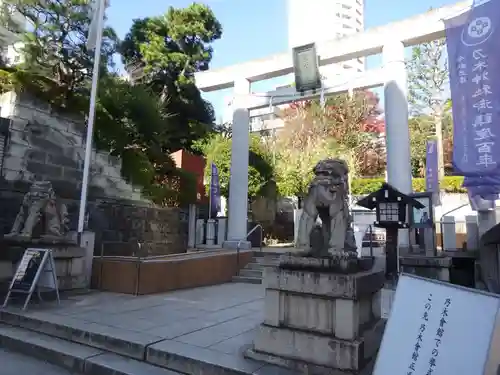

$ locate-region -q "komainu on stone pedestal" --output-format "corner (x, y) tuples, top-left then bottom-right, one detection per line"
(5, 180), (69, 240)
(247, 158), (382, 373)
(295, 158), (369, 273)
(0, 181), (85, 290)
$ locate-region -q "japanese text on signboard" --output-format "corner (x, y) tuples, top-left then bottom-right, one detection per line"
(407, 293), (433, 374)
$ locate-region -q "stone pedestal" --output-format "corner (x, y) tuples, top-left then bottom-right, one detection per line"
(399, 255), (451, 283)
(0, 237), (86, 291)
(246, 256), (386, 375)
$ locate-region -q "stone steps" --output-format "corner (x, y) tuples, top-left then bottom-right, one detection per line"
(245, 262), (264, 270)
(0, 309), (291, 375)
(231, 252), (282, 284)
(231, 276), (263, 284)
(0, 324), (181, 375)
(239, 269), (263, 278)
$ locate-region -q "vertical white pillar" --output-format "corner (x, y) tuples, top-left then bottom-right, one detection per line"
(293, 207), (302, 245)
(442, 216), (457, 251)
(383, 40), (412, 248)
(206, 219), (216, 246)
(217, 217), (227, 246)
(465, 215), (479, 250)
(224, 78), (251, 249)
(70, 231), (95, 288)
(187, 204), (196, 249)
(195, 219), (205, 246)
(478, 210), (496, 238)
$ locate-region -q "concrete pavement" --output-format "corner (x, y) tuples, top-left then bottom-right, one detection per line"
(0, 282), (297, 374)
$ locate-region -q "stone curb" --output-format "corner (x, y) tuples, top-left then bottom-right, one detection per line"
(0, 310), (288, 375)
(0, 324), (182, 375)
(239, 269), (264, 278)
(232, 276), (262, 284)
(0, 310), (146, 359)
(146, 341), (263, 375)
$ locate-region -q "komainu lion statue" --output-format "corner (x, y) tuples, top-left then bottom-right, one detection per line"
(5, 181), (69, 239)
(296, 158), (357, 257)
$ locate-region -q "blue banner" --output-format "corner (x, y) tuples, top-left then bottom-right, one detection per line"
(425, 139), (439, 192)
(445, 0), (500, 206)
(446, 1), (500, 175)
(210, 162), (221, 218)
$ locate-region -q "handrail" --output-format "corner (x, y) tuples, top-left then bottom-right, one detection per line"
(440, 203), (470, 219)
(236, 224), (263, 276)
(247, 224), (264, 252)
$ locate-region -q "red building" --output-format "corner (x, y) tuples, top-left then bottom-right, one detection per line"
(170, 150), (208, 203)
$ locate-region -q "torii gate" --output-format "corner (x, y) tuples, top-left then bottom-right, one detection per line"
(194, 2), (469, 249)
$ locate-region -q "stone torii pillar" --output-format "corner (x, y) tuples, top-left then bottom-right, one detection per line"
(224, 78), (252, 249)
(383, 40), (412, 249)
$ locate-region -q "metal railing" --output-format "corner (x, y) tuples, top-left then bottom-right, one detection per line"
(236, 224), (263, 275)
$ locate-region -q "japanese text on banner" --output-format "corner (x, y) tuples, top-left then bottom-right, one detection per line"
(445, 2), (500, 176)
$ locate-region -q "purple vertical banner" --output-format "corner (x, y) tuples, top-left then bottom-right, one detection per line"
(425, 139), (439, 192)
(210, 162), (221, 218)
(445, 0), (500, 205)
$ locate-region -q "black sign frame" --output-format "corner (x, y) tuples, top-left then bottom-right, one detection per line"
(2, 248), (60, 311)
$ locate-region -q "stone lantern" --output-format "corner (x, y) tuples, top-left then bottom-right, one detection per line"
(357, 183), (424, 281)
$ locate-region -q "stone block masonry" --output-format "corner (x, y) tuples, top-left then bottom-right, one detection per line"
(0, 91), (143, 201)
(0, 91), (188, 257)
(246, 256), (386, 375)
(0, 190), (188, 258)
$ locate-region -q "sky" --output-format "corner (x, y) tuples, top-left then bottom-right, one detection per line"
(106, 0), (460, 119)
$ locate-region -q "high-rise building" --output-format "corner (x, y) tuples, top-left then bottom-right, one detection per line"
(224, 0), (366, 134)
(287, 0), (365, 77)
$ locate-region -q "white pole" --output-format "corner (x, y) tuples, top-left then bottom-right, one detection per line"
(208, 164), (212, 220)
(225, 80), (251, 248)
(77, 0), (105, 235)
(383, 40), (411, 267)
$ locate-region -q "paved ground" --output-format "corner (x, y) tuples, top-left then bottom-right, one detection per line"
(10, 283), (266, 363)
(0, 348), (76, 374)
(1, 281), (392, 374)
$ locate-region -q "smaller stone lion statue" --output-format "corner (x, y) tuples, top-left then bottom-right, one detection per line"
(5, 181), (69, 239)
(296, 158), (357, 257)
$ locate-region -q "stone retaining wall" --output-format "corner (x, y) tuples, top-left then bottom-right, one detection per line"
(0, 188), (188, 257)
(0, 91), (188, 257)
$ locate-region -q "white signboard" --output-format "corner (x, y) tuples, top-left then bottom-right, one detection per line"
(373, 274), (500, 375)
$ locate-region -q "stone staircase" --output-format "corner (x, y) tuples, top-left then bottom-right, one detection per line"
(232, 252), (282, 284)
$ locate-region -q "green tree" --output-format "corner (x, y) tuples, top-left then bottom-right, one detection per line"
(0, 0), (209, 205)
(193, 132), (274, 201)
(407, 39), (450, 180)
(409, 113), (453, 177)
(119, 3), (222, 151)
(275, 99), (349, 198)
(274, 93), (385, 199)
(0, 0), (117, 108)
(320, 92), (385, 177)
(274, 130), (340, 199)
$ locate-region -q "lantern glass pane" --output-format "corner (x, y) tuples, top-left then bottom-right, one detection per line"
(379, 202), (399, 222)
